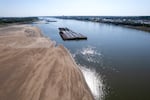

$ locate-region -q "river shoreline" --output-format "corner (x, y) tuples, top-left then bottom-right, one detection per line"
(55, 16), (150, 33)
(0, 24), (94, 100)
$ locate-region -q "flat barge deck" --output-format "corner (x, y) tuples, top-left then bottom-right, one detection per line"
(58, 27), (87, 40)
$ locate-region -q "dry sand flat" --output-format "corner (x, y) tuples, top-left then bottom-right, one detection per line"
(0, 25), (94, 100)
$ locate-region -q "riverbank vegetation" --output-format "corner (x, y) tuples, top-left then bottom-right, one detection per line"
(55, 16), (150, 32)
(0, 17), (38, 25)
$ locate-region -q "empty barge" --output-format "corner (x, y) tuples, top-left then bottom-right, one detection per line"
(58, 27), (87, 40)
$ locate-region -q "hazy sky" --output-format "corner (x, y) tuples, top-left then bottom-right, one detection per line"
(0, 0), (150, 17)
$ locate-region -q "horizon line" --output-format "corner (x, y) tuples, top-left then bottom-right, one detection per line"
(1, 15), (150, 18)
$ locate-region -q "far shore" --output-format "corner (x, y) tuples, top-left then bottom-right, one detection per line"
(0, 24), (94, 100)
(55, 16), (150, 33)
(123, 25), (150, 32)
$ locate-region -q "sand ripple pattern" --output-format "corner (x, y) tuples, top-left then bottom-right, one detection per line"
(0, 25), (94, 100)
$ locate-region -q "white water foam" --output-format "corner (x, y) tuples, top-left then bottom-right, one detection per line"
(74, 46), (103, 64)
(81, 46), (101, 55)
(80, 66), (105, 100)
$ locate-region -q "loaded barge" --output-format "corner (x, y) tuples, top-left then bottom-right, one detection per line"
(58, 28), (87, 40)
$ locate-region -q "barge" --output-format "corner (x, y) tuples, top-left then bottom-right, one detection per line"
(58, 27), (87, 40)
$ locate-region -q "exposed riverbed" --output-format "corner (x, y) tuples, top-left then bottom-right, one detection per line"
(34, 17), (150, 100)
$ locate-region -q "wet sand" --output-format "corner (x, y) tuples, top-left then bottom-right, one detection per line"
(0, 25), (94, 100)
